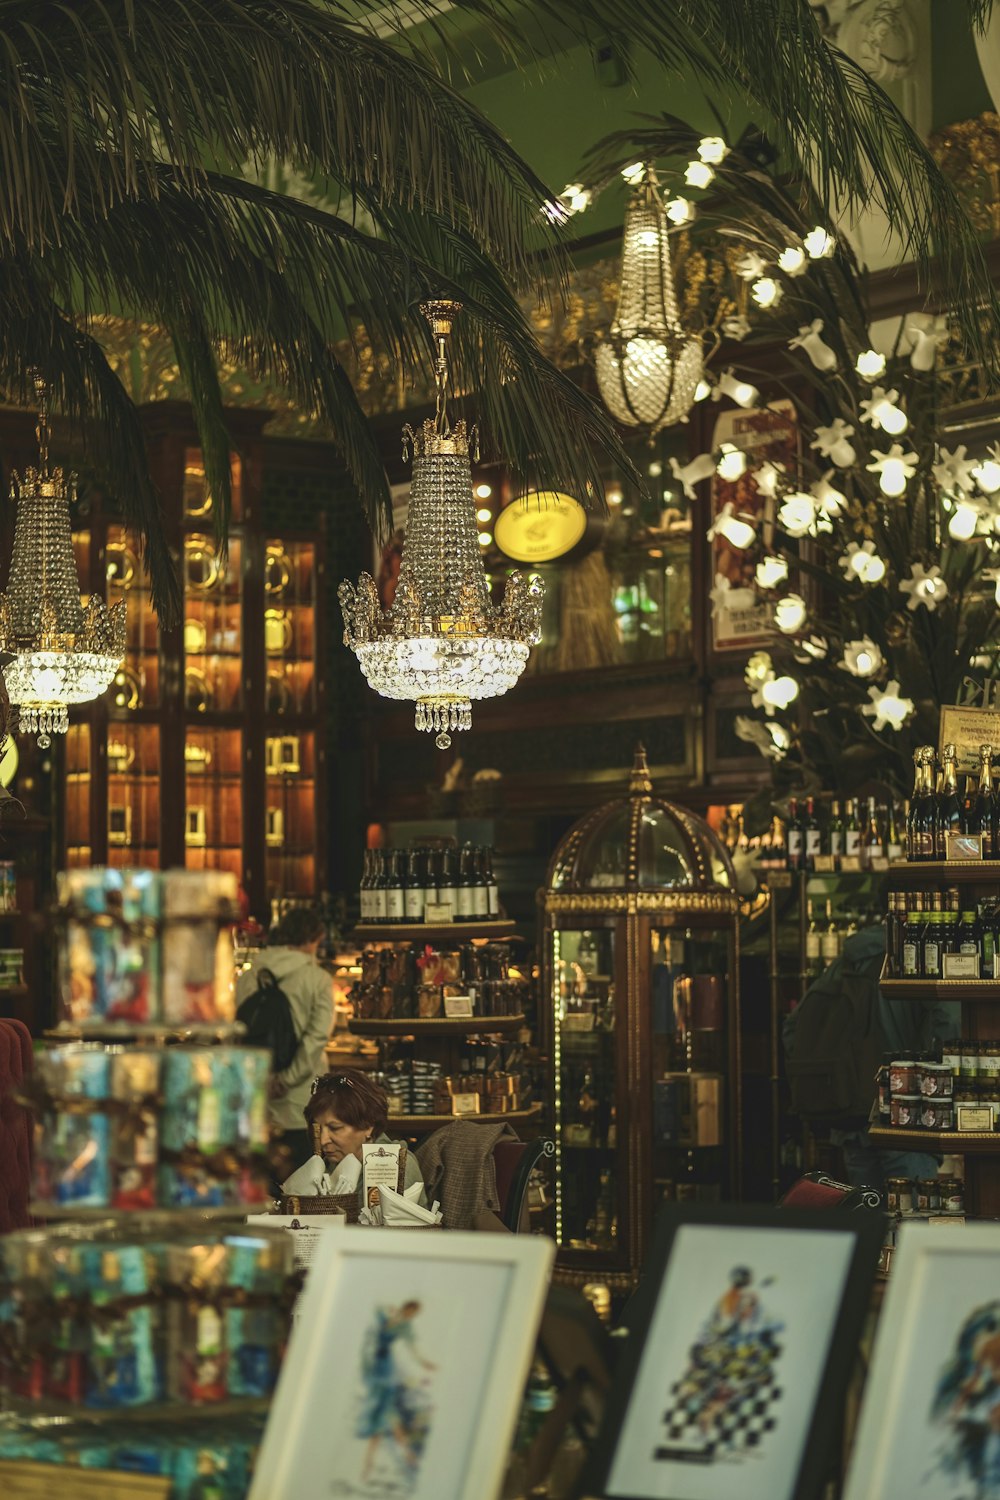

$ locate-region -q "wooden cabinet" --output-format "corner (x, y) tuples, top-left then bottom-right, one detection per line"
(62, 405), (327, 923)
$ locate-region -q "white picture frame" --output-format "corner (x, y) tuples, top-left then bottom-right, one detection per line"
(844, 1221), (1000, 1500)
(249, 1227), (553, 1500)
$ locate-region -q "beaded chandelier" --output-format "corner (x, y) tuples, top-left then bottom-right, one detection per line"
(594, 165), (704, 435)
(339, 300), (543, 749)
(0, 375), (126, 745)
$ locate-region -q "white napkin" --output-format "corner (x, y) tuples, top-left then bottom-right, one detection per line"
(281, 1152), (361, 1197)
(359, 1181), (443, 1227)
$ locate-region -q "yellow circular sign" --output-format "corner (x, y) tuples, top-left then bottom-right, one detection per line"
(494, 491), (588, 562)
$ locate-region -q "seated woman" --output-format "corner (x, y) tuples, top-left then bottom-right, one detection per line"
(281, 1069), (427, 1209)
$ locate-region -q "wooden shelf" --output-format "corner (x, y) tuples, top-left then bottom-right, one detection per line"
(880, 977), (1000, 1001)
(887, 860), (1000, 883)
(349, 1013), (526, 1037)
(388, 1103), (543, 1133)
(353, 919), (516, 943)
(869, 1125), (1000, 1153)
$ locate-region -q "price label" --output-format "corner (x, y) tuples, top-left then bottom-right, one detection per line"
(945, 832), (984, 861)
(812, 855), (836, 874)
(423, 901), (453, 924)
(443, 993), (474, 1019)
(957, 1104), (995, 1132)
(840, 855), (862, 873)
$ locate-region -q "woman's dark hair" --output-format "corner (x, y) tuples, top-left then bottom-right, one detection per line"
(270, 905), (324, 949)
(305, 1069), (389, 1135)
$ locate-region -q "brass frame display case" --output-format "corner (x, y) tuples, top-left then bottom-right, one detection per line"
(539, 747), (741, 1289)
(61, 405), (327, 921)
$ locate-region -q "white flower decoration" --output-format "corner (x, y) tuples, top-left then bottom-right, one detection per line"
(710, 573), (757, 619)
(862, 680), (914, 733)
(909, 321), (946, 372)
(803, 226), (836, 259)
(720, 314), (752, 342)
(753, 461), (784, 498)
(933, 444), (978, 496)
(778, 492), (819, 538)
(972, 444), (1000, 495)
(795, 635), (829, 662)
(899, 562), (948, 612)
(707, 502), (756, 549)
(755, 555), (789, 590)
(744, 650), (773, 689)
(773, 594), (807, 633)
(859, 387), (906, 433)
(754, 673), (800, 715)
(788, 318), (837, 371)
(751, 277), (782, 309)
(777, 246), (807, 276)
(810, 419), (856, 467)
(735, 716), (789, 761)
(838, 541), (887, 585)
(866, 444), (920, 498)
(811, 471), (846, 518)
(669, 453), (716, 499)
(840, 638), (883, 677)
(735, 251), (768, 282)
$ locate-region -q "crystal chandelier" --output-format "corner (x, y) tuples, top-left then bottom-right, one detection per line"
(594, 165), (704, 435)
(339, 300), (544, 749)
(0, 375), (126, 745)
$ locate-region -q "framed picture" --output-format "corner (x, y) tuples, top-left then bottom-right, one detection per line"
(249, 1228), (553, 1500)
(588, 1204), (883, 1500)
(844, 1221), (1000, 1500)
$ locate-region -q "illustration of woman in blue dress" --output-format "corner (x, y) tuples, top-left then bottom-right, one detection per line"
(931, 1300), (1000, 1496)
(358, 1300), (436, 1487)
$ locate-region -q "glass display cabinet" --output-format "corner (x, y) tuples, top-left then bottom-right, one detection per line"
(60, 408), (326, 922)
(539, 747), (741, 1290)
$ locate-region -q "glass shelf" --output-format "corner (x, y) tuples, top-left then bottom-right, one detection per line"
(184, 727), (244, 880)
(106, 723), (161, 866)
(263, 539), (316, 713)
(265, 730), (317, 899)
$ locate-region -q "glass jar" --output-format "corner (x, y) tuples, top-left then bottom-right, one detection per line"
(938, 1175), (965, 1214)
(890, 1094), (922, 1128)
(920, 1062), (953, 1097)
(942, 1041), (961, 1077)
(961, 1040), (980, 1082)
(889, 1058), (917, 1095)
(885, 1176), (913, 1213)
(916, 1178), (941, 1212)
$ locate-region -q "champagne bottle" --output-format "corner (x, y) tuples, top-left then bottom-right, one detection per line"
(886, 800), (903, 862)
(906, 749), (922, 860)
(937, 742), (963, 859)
(913, 749), (937, 862)
(861, 795), (884, 870)
(820, 898), (840, 965)
(973, 744), (996, 859)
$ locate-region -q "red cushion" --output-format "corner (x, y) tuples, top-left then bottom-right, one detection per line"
(780, 1178), (854, 1210)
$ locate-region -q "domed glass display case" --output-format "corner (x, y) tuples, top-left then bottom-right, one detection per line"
(540, 746), (741, 1287)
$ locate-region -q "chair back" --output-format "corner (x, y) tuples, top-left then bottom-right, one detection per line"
(778, 1170), (882, 1212)
(494, 1137), (553, 1232)
(0, 1017), (32, 1232)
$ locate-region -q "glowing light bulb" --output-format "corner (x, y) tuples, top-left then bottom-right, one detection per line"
(761, 675), (800, 710)
(803, 226), (836, 258)
(777, 246), (807, 276)
(694, 378), (712, 402)
(855, 348), (887, 380)
(755, 556), (789, 590)
(697, 136), (729, 165)
(637, 229), (659, 248)
(751, 277), (782, 309)
(708, 502), (755, 548)
(716, 370), (759, 408)
(973, 458), (1000, 495)
(665, 196), (696, 225)
(475, 483), (493, 499)
(621, 162), (645, 184)
(867, 445), (919, 498)
(773, 594), (807, 633)
(877, 403), (908, 437)
(948, 503), (979, 540)
(476, 507), (492, 523)
(478, 531), (492, 546)
(716, 444), (747, 482)
(684, 160), (715, 189)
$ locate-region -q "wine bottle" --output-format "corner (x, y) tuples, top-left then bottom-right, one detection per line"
(805, 900), (821, 977)
(937, 742), (963, 859)
(471, 847), (490, 919)
(787, 797), (803, 872)
(384, 849), (405, 923)
(481, 846), (500, 918)
(885, 800), (903, 862)
(861, 795), (884, 870)
(370, 849), (388, 923)
(922, 896), (943, 979)
(828, 799), (844, 863)
(455, 846), (475, 920)
(437, 847), (457, 911)
(843, 798), (861, 860)
(820, 898), (840, 965)
(359, 848), (372, 922)
(403, 848), (425, 922)
(803, 796), (821, 870)
(906, 750), (922, 860)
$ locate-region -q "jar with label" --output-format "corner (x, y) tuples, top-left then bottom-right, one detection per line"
(920, 1062), (953, 1097)
(978, 1079), (1000, 1126)
(938, 1176), (965, 1214)
(890, 1094), (922, 1128)
(889, 1058), (918, 1095)
(961, 1041), (980, 1082)
(916, 1178), (941, 1212)
(920, 1098), (953, 1131)
(942, 1041), (961, 1077)
(978, 1041), (1000, 1081)
(885, 1176), (913, 1214)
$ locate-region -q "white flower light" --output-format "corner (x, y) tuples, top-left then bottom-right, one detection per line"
(751, 277), (782, 309)
(714, 369), (759, 408)
(863, 680), (914, 733)
(745, 650), (773, 689)
(866, 444), (919, 498)
(774, 594), (807, 633)
(669, 453), (717, 499)
(778, 492), (819, 538)
(909, 323), (944, 372)
(759, 673), (800, 714)
(811, 419), (857, 468)
(811, 472), (847, 518)
(707, 502), (756, 549)
(948, 503), (980, 541)
(933, 444), (978, 496)
(789, 318), (837, 372)
(972, 445), (1000, 494)
(621, 162), (645, 184)
(755, 555), (789, 590)
(859, 386), (908, 436)
(803, 225), (836, 259)
(560, 183), (592, 215)
(841, 637), (883, 677)
(797, 635), (829, 661)
(899, 562), (948, 612)
(736, 251), (768, 282)
(710, 573), (756, 618)
(697, 136), (729, 165)
(839, 540), (887, 585)
(721, 313), (752, 341)
(777, 245), (807, 276)
(694, 378), (712, 402)
(684, 160), (715, 189)
(666, 195), (696, 225)
(735, 715), (789, 761)
(855, 348), (887, 380)
(753, 461), (784, 498)
(716, 443), (748, 482)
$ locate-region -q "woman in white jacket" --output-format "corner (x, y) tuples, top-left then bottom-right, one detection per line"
(236, 906), (333, 1177)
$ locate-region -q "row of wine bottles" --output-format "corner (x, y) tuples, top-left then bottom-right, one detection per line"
(359, 845), (500, 923)
(785, 795), (904, 872)
(907, 743), (1000, 860)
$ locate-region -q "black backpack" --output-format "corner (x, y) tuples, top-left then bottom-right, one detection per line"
(783, 952), (884, 1129)
(236, 968), (299, 1073)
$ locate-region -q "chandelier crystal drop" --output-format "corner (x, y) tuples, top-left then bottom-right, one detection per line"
(0, 375), (125, 746)
(594, 165), (703, 436)
(339, 301), (544, 750)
